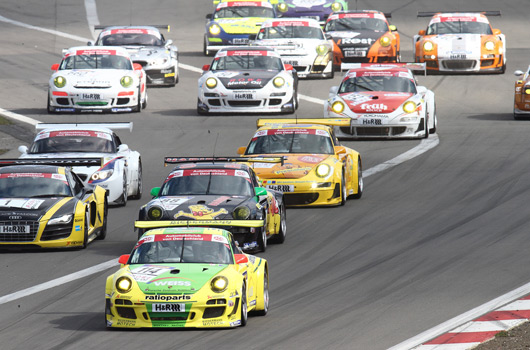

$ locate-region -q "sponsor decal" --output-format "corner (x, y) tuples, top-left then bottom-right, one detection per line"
(298, 155), (326, 164)
(149, 280), (192, 287)
(159, 196), (193, 210)
(340, 37), (376, 45)
(0, 198), (46, 210)
(145, 295), (191, 301)
(152, 303), (186, 312)
(75, 49), (117, 56)
(249, 299), (256, 306)
(175, 205), (228, 220)
(360, 103), (388, 112)
(116, 319), (136, 326)
(274, 167), (312, 174)
(202, 319), (224, 326)
(227, 78), (263, 87)
(243, 241), (258, 249)
(230, 320), (241, 326)
(66, 241), (83, 246)
(75, 225), (81, 231)
(111, 108), (133, 112)
(131, 265), (173, 282)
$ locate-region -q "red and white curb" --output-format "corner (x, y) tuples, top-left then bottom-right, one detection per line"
(412, 295), (530, 349)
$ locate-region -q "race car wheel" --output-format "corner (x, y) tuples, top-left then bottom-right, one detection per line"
(46, 91), (56, 114)
(269, 204), (286, 244)
(134, 87), (141, 113)
(429, 110), (437, 134)
(340, 172), (347, 206)
(129, 159), (143, 200)
(240, 284), (248, 327)
(253, 269), (269, 316)
(116, 173), (128, 207)
(203, 37), (213, 57)
(197, 98), (209, 116)
(141, 93), (147, 109)
(96, 198), (108, 240)
(423, 115), (430, 139)
(257, 225), (267, 252)
(350, 158), (363, 200)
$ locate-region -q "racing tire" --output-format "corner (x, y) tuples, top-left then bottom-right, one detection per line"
(141, 92), (147, 109)
(340, 172), (347, 206)
(423, 116), (430, 139)
(203, 37), (213, 57)
(129, 159), (143, 200)
(240, 284), (248, 327)
(269, 204), (286, 244)
(133, 87), (141, 113)
(253, 269), (269, 316)
(116, 173), (128, 207)
(350, 158), (363, 200)
(429, 105), (437, 133)
(95, 198), (108, 240)
(257, 221), (267, 252)
(46, 92), (56, 114)
(197, 98), (209, 116)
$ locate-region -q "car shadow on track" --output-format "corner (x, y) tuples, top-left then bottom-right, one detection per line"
(466, 113), (514, 121)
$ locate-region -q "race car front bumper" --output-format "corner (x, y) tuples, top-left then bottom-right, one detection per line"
(49, 87), (140, 113)
(261, 179), (341, 206)
(144, 65), (178, 86)
(420, 54), (504, 73)
(281, 54), (333, 79)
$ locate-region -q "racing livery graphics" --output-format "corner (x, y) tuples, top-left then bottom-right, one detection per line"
(275, 0), (348, 25)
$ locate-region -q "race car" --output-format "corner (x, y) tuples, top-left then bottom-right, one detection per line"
(275, 0), (348, 25)
(413, 11), (506, 74)
(47, 46), (147, 113)
(513, 67), (530, 119)
(137, 157), (286, 252)
(0, 159), (108, 249)
(252, 18), (334, 78)
(18, 123), (142, 206)
(198, 46), (298, 115)
(105, 225), (269, 328)
(204, 0), (276, 56)
(91, 25), (179, 86)
(324, 63), (437, 139)
(237, 119), (362, 206)
(324, 10), (400, 69)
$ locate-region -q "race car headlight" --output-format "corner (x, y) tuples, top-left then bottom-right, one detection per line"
(233, 206), (251, 220)
(54, 76), (67, 88)
(120, 76), (133, 88)
(379, 36), (391, 47)
(331, 2), (342, 12)
(315, 163), (331, 178)
(147, 206), (164, 220)
(423, 41), (434, 52)
(48, 214), (73, 225)
(116, 276), (133, 294)
(209, 24), (221, 36)
(331, 101), (345, 114)
(484, 41), (495, 51)
(206, 77), (218, 89)
(273, 77), (285, 88)
(316, 45), (329, 55)
(402, 101), (417, 113)
(90, 169), (114, 181)
(525, 88), (530, 95)
(277, 3), (288, 12)
(211, 276), (228, 293)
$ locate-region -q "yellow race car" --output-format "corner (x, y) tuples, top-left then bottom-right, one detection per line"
(237, 118), (363, 206)
(105, 222), (269, 328)
(0, 158), (108, 249)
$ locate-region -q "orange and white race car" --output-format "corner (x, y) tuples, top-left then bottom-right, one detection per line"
(324, 10), (400, 70)
(513, 67), (530, 119)
(413, 11), (505, 74)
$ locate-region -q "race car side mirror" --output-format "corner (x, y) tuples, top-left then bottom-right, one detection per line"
(165, 39), (173, 47)
(329, 86), (339, 95)
(202, 64), (210, 71)
(117, 144), (129, 152)
(18, 145), (28, 154)
(255, 187), (268, 196)
(417, 86), (427, 94)
(389, 24), (397, 32)
(514, 70), (524, 77)
(418, 29), (426, 35)
(237, 146), (246, 155)
(334, 146), (346, 155)
(325, 33), (333, 40)
(234, 254), (249, 264)
(493, 28), (502, 35)
(51, 63), (60, 71)
(284, 64), (294, 71)
(150, 187), (161, 197)
(133, 63), (143, 71)
(118, 254), (130, 265)
(206, 14), (212, 19)
(248, 34), (257, 41)
(87, 40), (94, 46)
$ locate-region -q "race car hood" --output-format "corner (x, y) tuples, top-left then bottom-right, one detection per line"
(216, 18), (265, 34)
(216, 70), (278, 89)
(52, 69), (135, 88)
(152, 195), (251, 220)
(0, 197), (73, 220)
(125, 46), (171, 62)
(327, 30), (384, 48)
(339, 91), (413, 113)
(431, 34), (482, 57)
(250, 154), (331, 179)
(252, 38), (326, 55)
(129, 263), (228, 294)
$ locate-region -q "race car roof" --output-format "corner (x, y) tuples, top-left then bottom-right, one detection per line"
(139, 226), (231, 238)
(98, 26), (163, 39)
(216, 1), (273, 8)
(168, 161), (251, 172)
(216, 46), (281, 58)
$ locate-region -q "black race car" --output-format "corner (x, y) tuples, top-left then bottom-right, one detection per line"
(137, 157), (286, 252)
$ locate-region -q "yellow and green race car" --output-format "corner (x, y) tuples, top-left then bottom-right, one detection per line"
(105, 222), (269, 328)
(0, 158), (108, 249)
(204, 0), (277, 56)
(237, 118), (363, 206)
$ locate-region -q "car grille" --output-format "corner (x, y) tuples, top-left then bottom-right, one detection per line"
(203, 306), (225, 319)
(341, 57), (371, 63)
(442, 60), (476, 70)
(227, 100), (261, 107)
(284, 193), (319, 205)
(41, 223), (72, 241)
(0, 220), (39, 242)
(116, 307), (137, 319)
(339, 126), (407, 137)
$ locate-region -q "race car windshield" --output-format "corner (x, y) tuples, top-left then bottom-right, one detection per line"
(325, 18), (388, 32)
(212, 55), (283, 70)
(246, 133), (334, 154)
(60, 54), (132, 70)
(257, 26), (324, 39)
(339, 76), (417, 93)
(0, 175), (72, 197)
(161, 173), (254, 196)
(98, 33), (164, 46)
(426, 20), (492, 35)
(214, 6), (274, 19)
(130, 238), (233, 264)
(29, 136), (116, 153)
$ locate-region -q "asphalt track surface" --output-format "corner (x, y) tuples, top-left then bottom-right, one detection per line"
(1, 0), (530, 349)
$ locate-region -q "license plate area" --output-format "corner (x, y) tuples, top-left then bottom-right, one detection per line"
(151, 303), (186, 312)
(80, 93), (102, 100)
(344, 50), (366, 57)
(0, 225), (30, 233)
(233, 92), (255, 100)
(232, 38), (249, 44)
(266, 184), (294, 192)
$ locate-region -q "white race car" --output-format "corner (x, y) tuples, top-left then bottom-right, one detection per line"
(18, 123), (142, 206)
(91, 26), (179, 86)
(324, 63), (437, 139)
(252, 18), (334, 79)
(197, 46), (299, 114)
(47, 46), (147, 113)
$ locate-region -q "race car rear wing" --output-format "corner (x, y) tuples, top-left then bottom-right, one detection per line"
(257, 118), (351, 128)
(417, 11), (501, 17)
(164, 157), (285, 166)
(94, 25), (171, 32)
(340, 62), (426, 75)
(35, 122), (133, 132)
(135, 219), (265, 229)
(0, 158), (103, 167)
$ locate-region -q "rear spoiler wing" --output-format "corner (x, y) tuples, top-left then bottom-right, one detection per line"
(0, 158), (103, 167)
(257, 118), (351, 128)
(417, 11), (501, 17)
(340, 62), (426, 75)
(94, 25), (171, 32)
(164, 156), (285, 166)
(35, 122), (133, 132)
(135, 220), (265, 229)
